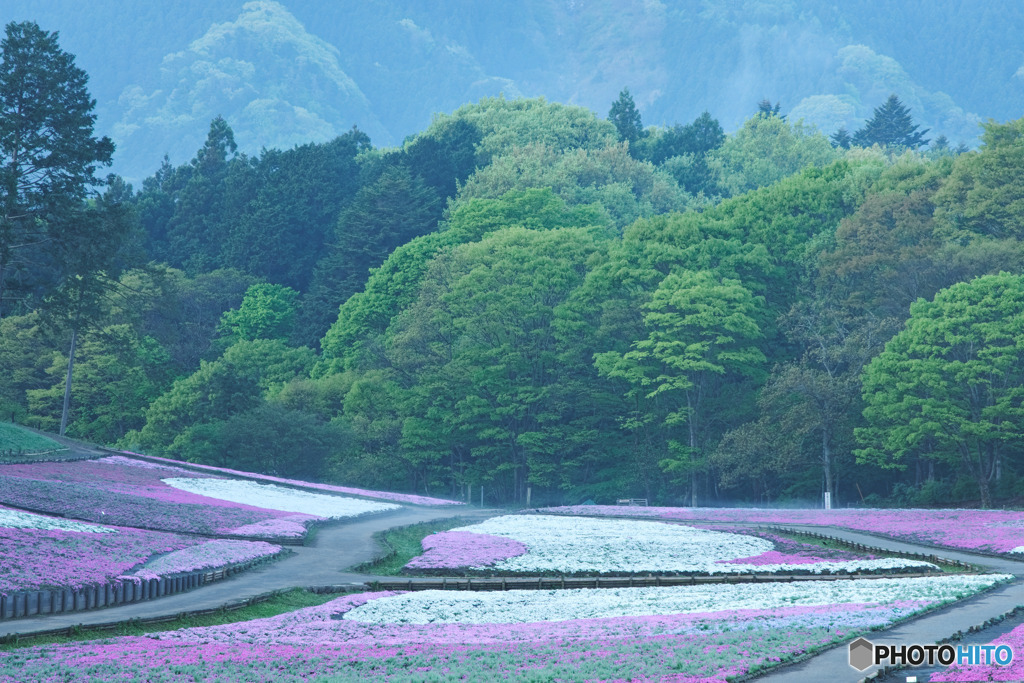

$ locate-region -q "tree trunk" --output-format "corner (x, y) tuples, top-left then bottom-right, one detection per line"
(978, 476), (992, 510)
(688, 394), (697, 507)
(59, 326), (78, 437)
(821, 427), (833, 497)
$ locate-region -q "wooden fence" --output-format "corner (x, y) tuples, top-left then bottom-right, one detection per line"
(0, 554), (279, 621)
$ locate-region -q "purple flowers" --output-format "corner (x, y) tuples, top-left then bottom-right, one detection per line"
(404, 531), (528, 571)
(0, 589), (965, 682)
(0, 503), (285, 599)
(929, 621), (1024, 681)
(130, 540), (283, 580)
(0, 459), (318, 539)
(548, 505), (1024, 555)
(0, 515), (195, 592)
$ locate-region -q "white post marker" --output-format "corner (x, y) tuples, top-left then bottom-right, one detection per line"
(824, 491), (832, 510)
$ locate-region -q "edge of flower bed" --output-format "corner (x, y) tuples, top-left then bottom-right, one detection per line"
(533, 508), (1024, 563)
(0, 547), (292, 623)
(0, 583), (366, 646)
(775, 523), (1024, 565)
(761, 525), (985, 573)
(863, 603), (1024, 683)
(98, 448), (462, 508)
(727, 575), (1018, 683)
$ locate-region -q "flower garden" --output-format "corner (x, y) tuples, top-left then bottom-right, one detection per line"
(119, 451), (465, 506)
(0, 456), (399, 540)
(0, 575), (1007, 682)
(404, 515), (939, 576)
(2, 467), (1021, 681)
(546, 505), (1024, 556)
(930, 619), (1024, 681)
(0, 502), (287, 622)
(0, 455), (413, 621)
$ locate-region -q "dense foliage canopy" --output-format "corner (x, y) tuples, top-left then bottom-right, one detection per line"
(5, 23), (1024, 509)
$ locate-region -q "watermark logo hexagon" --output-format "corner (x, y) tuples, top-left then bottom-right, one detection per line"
(849, 637), (874, 671)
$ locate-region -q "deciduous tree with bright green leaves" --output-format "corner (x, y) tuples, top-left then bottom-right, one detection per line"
(595, 270), (766, 505)
(218, 283), (299, 344)
(857, 273), (1024, 508)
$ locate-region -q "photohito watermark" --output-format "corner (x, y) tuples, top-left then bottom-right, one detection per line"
(848, 636), (1014, 672)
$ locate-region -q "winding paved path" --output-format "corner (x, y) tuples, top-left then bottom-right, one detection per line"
(0, 506), (493, 637)
(752, 524), (1024, 683)
(4, 497), (1024, 683)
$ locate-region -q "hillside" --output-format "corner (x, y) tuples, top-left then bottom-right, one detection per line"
(2, 0), (1021, 180)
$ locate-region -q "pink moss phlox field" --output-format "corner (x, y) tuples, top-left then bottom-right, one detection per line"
(549, 505), (1024, 555)
(930, 621), (1024, 681)
(130, 539), (283, 579)
(0, 459), (320, 538)
(405, 531), (528, 570)
(0, 591), (931, 682)
(118, 450), (464, 506)
(0, 523), (195, 592)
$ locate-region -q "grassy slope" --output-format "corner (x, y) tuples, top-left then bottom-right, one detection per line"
(0, 423), (64, 453)
(353, 517), (472, 575)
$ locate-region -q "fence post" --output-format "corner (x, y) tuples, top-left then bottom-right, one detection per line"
(26, 591), (40, 616)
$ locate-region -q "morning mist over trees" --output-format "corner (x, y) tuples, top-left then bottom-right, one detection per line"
(2, 0), (1024, 511)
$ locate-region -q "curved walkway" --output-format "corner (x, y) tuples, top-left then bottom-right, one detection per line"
(751, 524), (1024, 683)
(4, 509), (1024, 683)
(0, 506), (492, 637)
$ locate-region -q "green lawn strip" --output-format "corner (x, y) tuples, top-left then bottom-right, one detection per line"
(0, 423), (66, 455)
(353, 517), (473, 575)
(0, 588), (343, 651)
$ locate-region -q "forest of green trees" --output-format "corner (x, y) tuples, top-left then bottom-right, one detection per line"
(3, 22), (1023, 508)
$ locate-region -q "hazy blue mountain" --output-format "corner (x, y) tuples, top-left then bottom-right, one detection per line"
(3, 0), (1021, 182)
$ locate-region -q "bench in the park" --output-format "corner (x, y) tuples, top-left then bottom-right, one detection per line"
(616, 498), (648, 506)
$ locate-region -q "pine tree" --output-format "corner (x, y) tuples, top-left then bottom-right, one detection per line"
(830, 127), (852, 149)
(0, 21), (114, 317)
(757, 99), (784, 120)
(852, 94), (930, 149)
(608, 88), (644, 146)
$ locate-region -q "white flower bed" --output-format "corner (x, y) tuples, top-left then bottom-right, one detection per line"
(446, 515), (935, 574)
(0, 506), (114, 533)
(344, 574), (1008, 625)
(162, 478), (401, 518)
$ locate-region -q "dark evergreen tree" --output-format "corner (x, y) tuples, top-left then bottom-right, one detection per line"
(162, 116), (242, 273)
(608, 88), (644, 147)
(403, 118), (481, 201)
(0, 21), (114, 317)
(757, 99), (783, 119)
(853, 94), (930, 149)
(647, 111), (725, 165)
(220, 127), (370, 290)
(830, 127), (852, 149)
(302, 165), (441, 345)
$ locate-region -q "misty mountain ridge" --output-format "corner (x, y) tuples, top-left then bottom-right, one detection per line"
(2, 0), (1020, 182)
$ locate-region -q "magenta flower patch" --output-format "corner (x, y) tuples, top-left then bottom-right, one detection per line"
(404, 531), (528, 571)
(548, 505), (1024, 556)
(0, 459), (319, 539)
(0, 588), (980, 682)
(0, 521), (194, 592)
(930, 620), (1024, 681)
